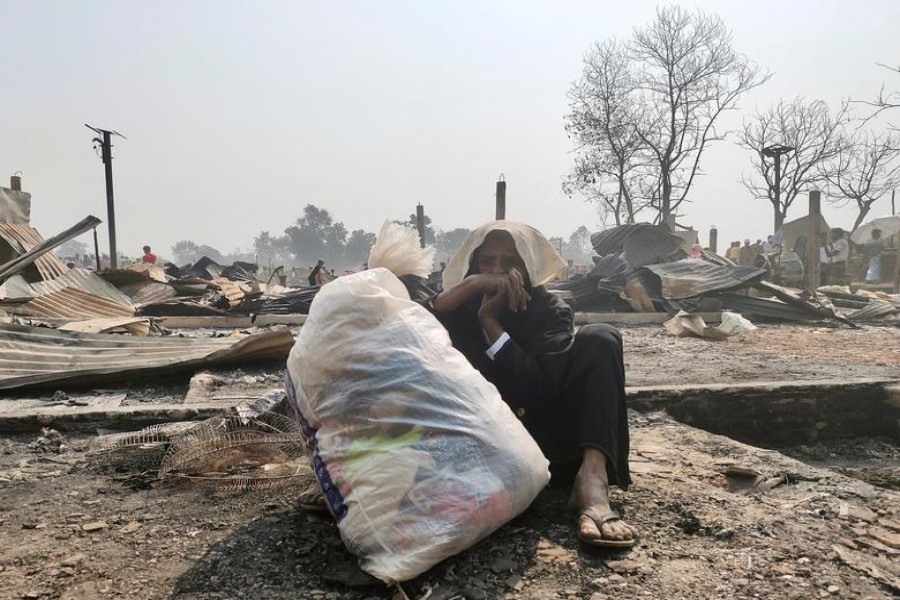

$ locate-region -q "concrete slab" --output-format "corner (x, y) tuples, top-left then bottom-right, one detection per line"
(3, 379), (899, 443)
(0, 402), (228, 434)
(0, 393), (126, 415)
(629, 378), (900, 447)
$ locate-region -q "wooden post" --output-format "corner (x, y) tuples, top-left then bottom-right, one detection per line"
(808, 191), (822, 290)
(709, 227), (718, 254)
(415, 204), (426, 249)
(894, 234), (900, 293)
(10, 175), (22, 191)
(92, 228), (101, 271)
(495, 175), (506, 220)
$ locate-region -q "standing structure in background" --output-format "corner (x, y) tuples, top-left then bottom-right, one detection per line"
(495, 174), (506, 220)
(86, 124), (126, 269)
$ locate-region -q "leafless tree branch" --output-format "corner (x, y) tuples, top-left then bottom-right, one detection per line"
(823, 129), (900, 230)
(737, 98), (851, 231)
(565, 6), (770, 227)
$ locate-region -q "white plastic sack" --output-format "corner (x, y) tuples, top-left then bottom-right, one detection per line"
(367, 221), (435, 278)
(285, 268), (549, 583)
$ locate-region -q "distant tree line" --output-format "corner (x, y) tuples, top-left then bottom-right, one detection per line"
(166, 205), (598, 273)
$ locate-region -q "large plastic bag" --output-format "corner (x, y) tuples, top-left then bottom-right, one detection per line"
(285, 267), (549, 583)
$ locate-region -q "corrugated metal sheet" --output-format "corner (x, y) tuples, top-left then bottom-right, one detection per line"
(754, 280), (852, 326)
(117, 280), (177, 306)
(1, 268), (134, 305)
(214, 277), (259, 307)
(59, 317), (151, 336)
(0, 323), (294, 390)
(178, 257), (222, 280)
(715, 293), (825, 322)
(139, 300), (230, 317)
(0, 215), (101, 282)
(18, 287), (135, 319)
(124, 261), (168, 282)
(642, 260), (766, 299)
(0, 222), (69, 280)
(221, 261), (259, 281)
(591, 224), (687, 268)
(846, 300), (897, 321)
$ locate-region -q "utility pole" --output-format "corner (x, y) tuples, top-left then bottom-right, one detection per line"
(415, 204), (426, 249)
(495, 174), (506, 220)
(86, 124), (126, 269)
(763, 144), (794, 232)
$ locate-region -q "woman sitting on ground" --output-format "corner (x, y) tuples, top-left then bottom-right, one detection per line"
(428, 221), (636, 548)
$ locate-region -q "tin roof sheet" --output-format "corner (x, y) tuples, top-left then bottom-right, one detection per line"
(0, 223), (69, 281)
(17, 288), (135, 319)
(0, 323), (294, 390)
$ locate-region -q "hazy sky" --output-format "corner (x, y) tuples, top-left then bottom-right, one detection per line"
(2, 0), (899, 263)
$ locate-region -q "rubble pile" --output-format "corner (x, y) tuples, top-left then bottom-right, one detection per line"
(0, 210), (296, 391)
(548, 223), (900, 326)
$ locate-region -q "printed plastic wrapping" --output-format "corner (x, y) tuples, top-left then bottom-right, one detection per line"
(285, 268), (550, 583)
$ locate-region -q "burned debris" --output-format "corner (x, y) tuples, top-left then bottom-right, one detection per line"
(0, 186), (302, 393)
(548, 222), (899, 328)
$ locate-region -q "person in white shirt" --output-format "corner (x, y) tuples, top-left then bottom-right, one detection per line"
(823, 228), (849, 284)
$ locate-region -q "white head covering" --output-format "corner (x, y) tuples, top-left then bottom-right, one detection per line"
(442, 221), (567, 290)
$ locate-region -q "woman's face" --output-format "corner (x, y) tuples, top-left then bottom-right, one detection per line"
(473, 231), (527, 277)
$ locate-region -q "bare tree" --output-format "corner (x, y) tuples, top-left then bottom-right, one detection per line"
(566, 7), (768, 227)
(565, 40), (653, 225)
(824, 130), (900, 231)
(739, 98), (850, 231)
(856, 63), (900, 130)
(628, 6), (769, 223)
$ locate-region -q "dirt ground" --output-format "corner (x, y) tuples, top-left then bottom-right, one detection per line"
(0, 323), (898, 600)
(621, 323), (900, 387)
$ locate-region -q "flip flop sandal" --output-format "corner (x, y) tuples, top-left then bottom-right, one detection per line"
(577, 508), (637, 549)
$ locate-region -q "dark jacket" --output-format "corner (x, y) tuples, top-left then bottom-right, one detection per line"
(436, 286), (573, 415)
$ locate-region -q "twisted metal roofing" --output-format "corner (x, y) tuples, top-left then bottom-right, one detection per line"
(17, 287), (136, 319)
(641, 260), (766, 300)
(2, 268), (133, 305)
(0, 323), (294, 390)
(0, 223), (69, 280)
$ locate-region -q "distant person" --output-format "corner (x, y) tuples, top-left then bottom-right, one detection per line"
(142, 245), (157, 264)
(308, 259), (325, 286)
(822, 228), (848, 285)
(724, 241), (741, 263)
(738, 239), (753, 266)
(762, 235), (777, 254)
(793, 235), (809, 276)
(865, 228), (885, 283)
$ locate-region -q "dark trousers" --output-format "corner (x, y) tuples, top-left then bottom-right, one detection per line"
(822, 261), (846, 285)
(522, 324), (631, 490)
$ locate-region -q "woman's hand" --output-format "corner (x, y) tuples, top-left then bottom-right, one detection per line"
(431, 269), (529, 315)
(477, 268), (530, 329)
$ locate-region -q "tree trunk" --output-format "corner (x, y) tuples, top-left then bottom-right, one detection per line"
(853, 202), (872, 232)
(773, 199), (785, 232)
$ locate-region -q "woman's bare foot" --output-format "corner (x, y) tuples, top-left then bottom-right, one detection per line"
(570, 448), (636, 546)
